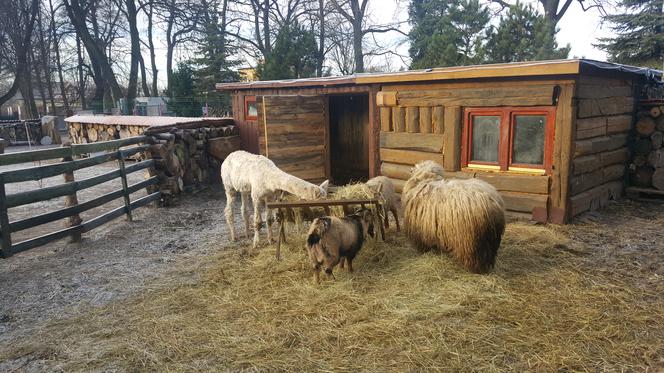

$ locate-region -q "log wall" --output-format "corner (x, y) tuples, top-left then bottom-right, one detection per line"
(569, 76), (635, 217)
(377, 79), (571, 220)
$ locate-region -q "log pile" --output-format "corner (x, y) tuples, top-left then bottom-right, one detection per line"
(0, 119), (42, 145)
(68, 122), (144, 144)
(630, 103), (664, 190)
(146, 124), (241, 202)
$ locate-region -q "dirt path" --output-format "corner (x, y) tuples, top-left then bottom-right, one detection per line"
(0, 190), (240, 350)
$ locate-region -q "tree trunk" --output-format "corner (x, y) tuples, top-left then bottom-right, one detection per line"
(147, 0), (158, 96)
(316, 0), (325, 77)
(49, 0), (70, 114)
(76, 33), (87, 110)
(64, 0), (123, 109)
(139, 53), (151, 97)
(0, 0), (39, 107)
(125, 0), (141, 112)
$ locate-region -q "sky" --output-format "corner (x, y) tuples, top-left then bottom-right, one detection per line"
(147, 0), (616, 89)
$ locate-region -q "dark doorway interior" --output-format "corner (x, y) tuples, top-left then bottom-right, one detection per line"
(329, 94), (369, 184)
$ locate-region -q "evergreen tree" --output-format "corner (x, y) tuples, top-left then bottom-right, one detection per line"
(484, 2), (570, 63)
(596, 0), (663, 69)
(167, 63), (202, 117)
(191, 0), (238, 115)
(409, 0), (491, 69)
(258, 22), (319, 80)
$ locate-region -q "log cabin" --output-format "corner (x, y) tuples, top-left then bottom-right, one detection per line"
(216, 59), (663, 223)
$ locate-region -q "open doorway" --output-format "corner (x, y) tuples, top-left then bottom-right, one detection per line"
(328, 94), (370, 184)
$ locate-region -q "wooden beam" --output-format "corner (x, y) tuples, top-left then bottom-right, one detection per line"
(0, 175), (11, 258)
(0, 147), (70, 167)
(9, 177), (159, 233)
(380, 132), (444, 153)
(432, 106), (444, 134)
(380, 107), (392, 132)
(443, 106), (461, 171)
(355, 60), (581, 84)
(71, 136), (148, 155)
(392, 107), (406, 132)
(419, 107), (432, 134)
(381, 162), (412, 180)
(475, 172), (549, 194)
(1, 152), (118, 184)
(376, 91), (397, 106)
(501, 191), (549, 213)
(380, 148), (444, 166)
(549, 83), (575, 223)
(406, 107), (420, 133)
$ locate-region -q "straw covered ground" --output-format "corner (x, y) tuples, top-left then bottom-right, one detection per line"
(1, 199), (663, 372)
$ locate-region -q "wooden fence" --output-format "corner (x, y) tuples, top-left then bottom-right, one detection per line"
(0, 136), (160, 258)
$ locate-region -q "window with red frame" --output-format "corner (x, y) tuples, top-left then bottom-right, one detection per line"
(245, 96), (258, 120)
(461, 107), (555, 174)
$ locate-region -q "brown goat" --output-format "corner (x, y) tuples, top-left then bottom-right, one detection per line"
(305, 209), (375, 283)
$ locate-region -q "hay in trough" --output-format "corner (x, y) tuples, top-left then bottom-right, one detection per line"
(2, 205), (664, 372)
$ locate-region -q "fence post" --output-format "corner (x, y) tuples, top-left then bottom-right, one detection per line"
(117, 150), (133, 222)
(62, 142), (82, 242)
(0, 174), (13, 258)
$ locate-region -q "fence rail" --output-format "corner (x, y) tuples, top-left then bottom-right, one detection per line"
(0, 136), (160, 258)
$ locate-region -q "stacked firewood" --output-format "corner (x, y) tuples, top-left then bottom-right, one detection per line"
(630, 104), (664, 190)
(68, 122), (144, 144)
(146, 125), (241, 201)
(0, 119), (42, 144)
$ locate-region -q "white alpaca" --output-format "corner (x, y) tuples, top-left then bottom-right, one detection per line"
(221, 150), (329, 247)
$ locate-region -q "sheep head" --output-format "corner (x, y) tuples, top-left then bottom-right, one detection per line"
(303, 179), (329, 200)
(353, 208), (375, 239)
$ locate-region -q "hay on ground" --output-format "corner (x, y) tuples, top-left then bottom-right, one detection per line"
(2, 204), (664, 372)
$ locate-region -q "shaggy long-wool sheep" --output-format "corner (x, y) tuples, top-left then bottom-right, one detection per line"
(366, 176), (400, 231)
(221, 150), (329, 248)
(402, 160), (505, 273)
(306, 209), (375, 283)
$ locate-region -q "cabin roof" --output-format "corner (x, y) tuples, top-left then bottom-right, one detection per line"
(64, 115), (230, 127)
(216, 59), (662, 91)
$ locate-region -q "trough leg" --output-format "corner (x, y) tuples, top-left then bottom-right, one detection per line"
(224, 188), (237, 241)
(276, 220), (284, 260)
(240, 192), (250, 239)
(264, 198), (274, 244)
(251, 193), (262, 248)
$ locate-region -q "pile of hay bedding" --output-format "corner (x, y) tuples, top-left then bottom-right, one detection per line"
(2, 201), (664, 372)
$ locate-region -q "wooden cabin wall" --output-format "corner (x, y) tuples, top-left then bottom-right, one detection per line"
(377, 79), (574, 221)
(568, 76), (635, 217)
(230, 85), (376, 182)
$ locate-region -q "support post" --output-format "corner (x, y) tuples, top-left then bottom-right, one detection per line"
(0, 174), (12, 258)
(62, 143), (82, 242)
(117, 150), (133, 222)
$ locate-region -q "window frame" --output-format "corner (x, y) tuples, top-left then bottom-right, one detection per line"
(244, 95), (258, 120)
(462, 106), (556, 174)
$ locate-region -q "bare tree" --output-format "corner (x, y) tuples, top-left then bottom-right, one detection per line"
(329, 0), (406, 73)
(0, 0), (40, 109)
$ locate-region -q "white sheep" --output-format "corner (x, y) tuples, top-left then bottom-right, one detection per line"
(366, 176), (400, 231)
(221, 150), (329, 247)
(402, 160), (505, 273)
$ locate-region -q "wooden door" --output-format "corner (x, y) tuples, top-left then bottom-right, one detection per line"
(257, 95), (328, 182)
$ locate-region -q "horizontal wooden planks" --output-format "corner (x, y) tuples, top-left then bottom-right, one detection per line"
(381, 162), (549, 195)
(501, 192), (548, 213)
(577, 96), (634, 118)
(1, 152), (118, 183)
(572, 148), (628, 175)
(380, 148), (444, 166)
(380, 132), (444, 153)
(395, 85), (555, 107)
(569, 181), (623, 216)
(574, 134), (628, 157)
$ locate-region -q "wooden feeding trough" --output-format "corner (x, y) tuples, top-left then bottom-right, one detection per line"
(267, 198), (385, 260)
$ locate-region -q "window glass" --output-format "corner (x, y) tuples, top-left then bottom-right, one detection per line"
(246, 101), (258, 118)
(513, 115), (546, 165)
(471, 115), (500, 163)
